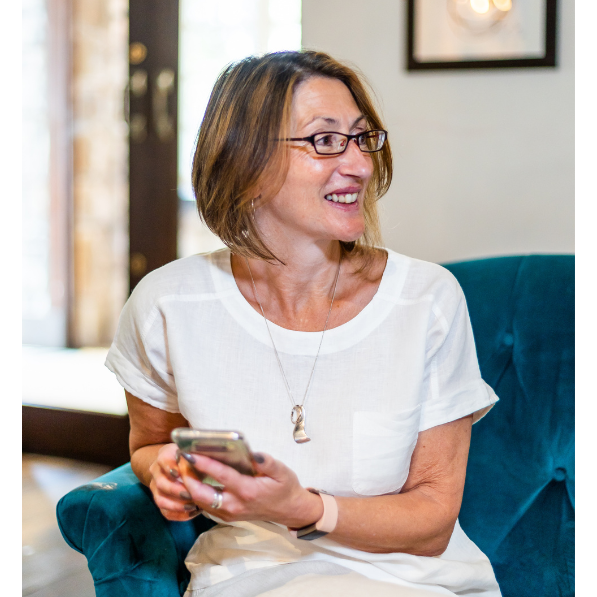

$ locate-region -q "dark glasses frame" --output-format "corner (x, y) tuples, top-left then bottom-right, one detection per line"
(283, 129), (388, 156)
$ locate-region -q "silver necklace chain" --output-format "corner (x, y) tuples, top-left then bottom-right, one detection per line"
(244, 255), (342, 414)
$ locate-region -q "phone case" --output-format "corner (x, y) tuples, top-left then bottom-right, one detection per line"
(171, 429), (256, 484)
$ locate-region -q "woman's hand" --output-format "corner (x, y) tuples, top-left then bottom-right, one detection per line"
(148, 443), (202, 521)
(177, 451), (323, 528)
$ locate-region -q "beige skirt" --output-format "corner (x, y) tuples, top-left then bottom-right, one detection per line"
(184, 560), (453, 597)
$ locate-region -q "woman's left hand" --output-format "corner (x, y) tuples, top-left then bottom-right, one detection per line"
(177, 451), (323, 528)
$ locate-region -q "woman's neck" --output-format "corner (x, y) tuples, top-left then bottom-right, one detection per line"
(235, 238), (343, 317)
(231, 240), (387, 332)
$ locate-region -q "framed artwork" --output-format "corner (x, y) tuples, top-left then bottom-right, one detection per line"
(407, 0), (557, 70)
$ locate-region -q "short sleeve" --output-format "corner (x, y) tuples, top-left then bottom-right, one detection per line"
(418, 276), (498, 432)
(105, 276), (180, 413)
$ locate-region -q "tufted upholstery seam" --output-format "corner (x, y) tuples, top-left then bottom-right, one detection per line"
(506, 258), (532, 406)
(477, 256), (523, 378)
(552, 351), (575, 502)
(509, 255), (526, 329)
(490, 479), (551, 552)
(81, 491), (100, 557)
(94, 561), (148, 585)
(86, 519), (129, 568)
(483, 345), (513, 393)
(565, 480), (575, 509)
(510, 355), (530, 406)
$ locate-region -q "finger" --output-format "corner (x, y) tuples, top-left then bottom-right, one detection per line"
(250, 452), (286, 482)
(177, 453), (207, 483)
(152, 466), (193, 500)
(152, 477), (199, 513)
(150, 474), (196, 507)
(155, 491), (199, 513)
(184, 454), (246, 493)
(179, 472), (226, 509)
(159, 463), (183, 483)
(159, 506), (202, 521)
(156, 445), (184, 481)
(155, 480), (193, 504)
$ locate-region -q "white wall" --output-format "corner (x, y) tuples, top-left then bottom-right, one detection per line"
(302, 0), (574, 263)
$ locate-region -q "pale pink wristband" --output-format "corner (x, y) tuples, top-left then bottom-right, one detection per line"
(289, 488), (338, 540)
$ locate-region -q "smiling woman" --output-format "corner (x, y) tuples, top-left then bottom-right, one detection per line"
(105, 50), (502, 596)
(192, 52), (392, 263)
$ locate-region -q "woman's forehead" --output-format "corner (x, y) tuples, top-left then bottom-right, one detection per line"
(291, 77), (363, 131)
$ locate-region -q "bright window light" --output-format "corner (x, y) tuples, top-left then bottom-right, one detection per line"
(178, 0), (302, 204)
(177, 0), (302, 257)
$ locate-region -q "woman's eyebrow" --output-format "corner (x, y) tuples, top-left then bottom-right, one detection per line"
(301, 114), (366, 130)
(350, 115), (367, 129)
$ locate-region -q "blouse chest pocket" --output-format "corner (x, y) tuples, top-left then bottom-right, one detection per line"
(352, 405), (421, 496)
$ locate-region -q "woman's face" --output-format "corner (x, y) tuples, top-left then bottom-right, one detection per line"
(257, 76), (374, 247)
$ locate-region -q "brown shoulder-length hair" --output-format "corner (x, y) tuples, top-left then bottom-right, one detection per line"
(192, 50), (393, 263)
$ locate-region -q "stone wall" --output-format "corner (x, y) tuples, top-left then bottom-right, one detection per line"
(71, 0), (128, 346)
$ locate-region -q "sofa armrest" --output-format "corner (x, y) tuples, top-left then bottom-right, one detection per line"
(56, 463), (214, 597)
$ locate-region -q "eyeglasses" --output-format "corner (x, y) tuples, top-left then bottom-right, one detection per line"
(284, 129), (387, 156)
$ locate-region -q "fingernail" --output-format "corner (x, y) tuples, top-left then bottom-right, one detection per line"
(181, 452), (196, 464)
(180, 491), (192, 500)
(188, 509), (202, 519)
(184, 504), (199, 512)
(169, 468), (180, 479)
(253, 453), (265, 464)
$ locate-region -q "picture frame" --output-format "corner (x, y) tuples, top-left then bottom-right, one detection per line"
(406, 0), (557, 71)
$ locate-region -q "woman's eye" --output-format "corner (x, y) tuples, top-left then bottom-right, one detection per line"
(315, 134), (336, 146)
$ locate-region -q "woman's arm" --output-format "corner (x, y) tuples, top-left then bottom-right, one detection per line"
(329, 414), (472, 556)
(126, 391), (201, 521)
(180, 413), (473, 556)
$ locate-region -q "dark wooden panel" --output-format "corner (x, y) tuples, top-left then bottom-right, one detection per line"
(129, 0), (179, 291)
(23, 405), (130, 467)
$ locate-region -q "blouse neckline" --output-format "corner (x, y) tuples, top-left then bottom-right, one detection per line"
(208, 248), (408, 356)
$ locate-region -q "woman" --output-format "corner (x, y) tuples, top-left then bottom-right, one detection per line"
(106, 51), (501, 596)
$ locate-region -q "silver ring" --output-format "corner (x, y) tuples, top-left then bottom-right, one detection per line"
(210, 488), (224, 510)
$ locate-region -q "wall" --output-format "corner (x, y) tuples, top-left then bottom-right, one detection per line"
(302, 0), (574, 263)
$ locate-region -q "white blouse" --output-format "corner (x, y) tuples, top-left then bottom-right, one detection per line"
(106, 248), (501, 597)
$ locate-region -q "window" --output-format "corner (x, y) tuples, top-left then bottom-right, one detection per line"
(22, 0), (69, 346)
(177, 0), (302, 258)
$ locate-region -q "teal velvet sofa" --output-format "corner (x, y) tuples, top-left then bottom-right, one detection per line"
(56, 254), (575, 597)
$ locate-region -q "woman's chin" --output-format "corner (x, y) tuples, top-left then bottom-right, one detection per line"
(337, 233), (364, 245)
(335, 224), (366, 244)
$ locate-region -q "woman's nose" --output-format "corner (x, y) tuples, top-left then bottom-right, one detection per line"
(338, 138), (374, 179)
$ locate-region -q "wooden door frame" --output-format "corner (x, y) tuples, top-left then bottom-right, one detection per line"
(128, 0), (180, 292)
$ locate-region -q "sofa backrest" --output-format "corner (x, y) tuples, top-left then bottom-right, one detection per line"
(444, 255), (574, 597)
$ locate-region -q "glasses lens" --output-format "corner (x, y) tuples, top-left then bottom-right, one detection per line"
(358, 130), (385, 152)
(313, 133), (348, 155)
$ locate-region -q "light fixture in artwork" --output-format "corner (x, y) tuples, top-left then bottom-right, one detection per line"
(492, 0), (512, 11)
(448, 0), (513, 34)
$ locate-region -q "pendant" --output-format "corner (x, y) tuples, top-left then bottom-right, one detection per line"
(291, 405), (311, 444)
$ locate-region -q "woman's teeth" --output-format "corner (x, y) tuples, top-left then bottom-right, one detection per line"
(324, 192), (358, 204)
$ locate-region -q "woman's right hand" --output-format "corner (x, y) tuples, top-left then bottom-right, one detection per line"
(149, 443), (202, 521)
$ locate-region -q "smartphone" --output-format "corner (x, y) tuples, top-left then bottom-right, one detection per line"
(171, 428), (256, 487)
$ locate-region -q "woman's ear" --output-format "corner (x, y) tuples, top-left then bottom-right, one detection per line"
(252, 195), (263, 211)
